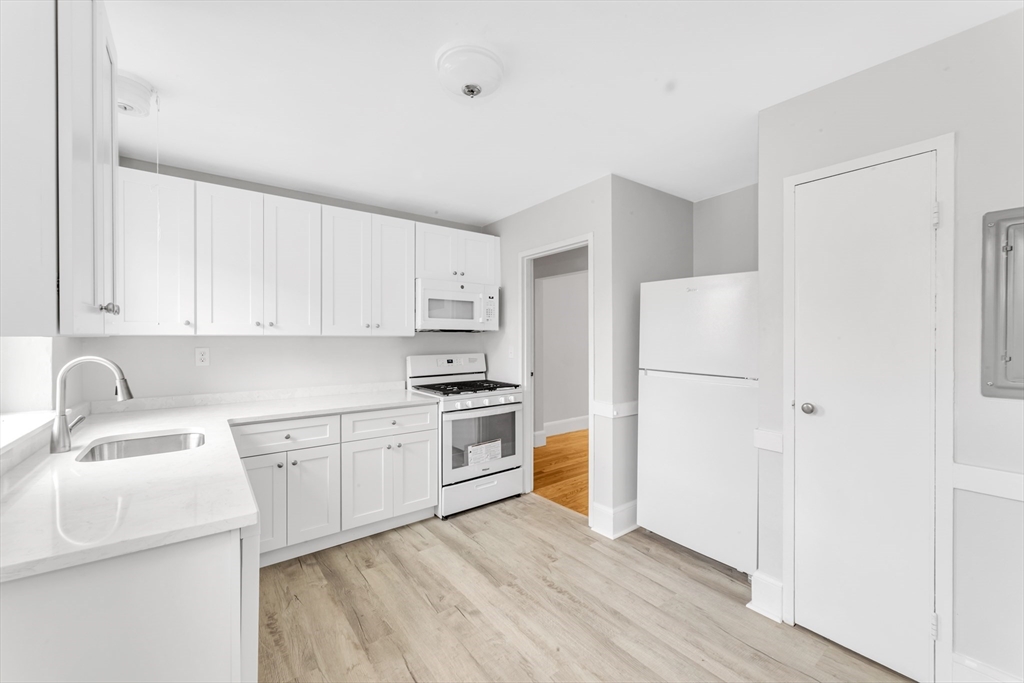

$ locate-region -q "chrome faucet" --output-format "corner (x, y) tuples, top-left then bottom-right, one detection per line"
(51, 356), (134, 453)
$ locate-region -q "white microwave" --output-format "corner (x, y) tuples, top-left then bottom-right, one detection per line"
(416, 279), (499, 332)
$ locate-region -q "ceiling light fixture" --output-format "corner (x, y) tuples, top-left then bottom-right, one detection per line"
(116, 72), (155, 117)
(436, 45), (504, 100)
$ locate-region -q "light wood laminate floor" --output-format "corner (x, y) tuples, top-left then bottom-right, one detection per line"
(533, 429), (589, 515)
(258, 494), (906, 683)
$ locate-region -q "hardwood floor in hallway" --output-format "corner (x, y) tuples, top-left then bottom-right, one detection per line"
(533, 429), (589, 515)
(257, 493), (908, 683)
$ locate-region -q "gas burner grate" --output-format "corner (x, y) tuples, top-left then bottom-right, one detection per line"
(413, 380), (521, 396)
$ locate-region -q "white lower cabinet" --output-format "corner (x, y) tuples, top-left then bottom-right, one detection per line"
(342, 428), (437, 531)
(242, 452), (288, 553)
(287, 444), (341, 544)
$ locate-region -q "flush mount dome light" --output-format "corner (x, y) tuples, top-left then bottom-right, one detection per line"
(116, 72), (155, 117)
(436, 45), (503, 99)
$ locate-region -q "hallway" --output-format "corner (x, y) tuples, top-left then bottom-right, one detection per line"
(533, 429), (589, 515)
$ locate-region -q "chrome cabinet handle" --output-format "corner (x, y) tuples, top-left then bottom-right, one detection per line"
(375, 323), (380, 328)
(284, 434), (291, 440)
(396, 443), (402, 448)
(386, 444), (392, 450)
(459, 271), (465, 276)
(365, 323), (370, 328)
(276, 462), (284, 468)
(268, 322), (275, 327)
(255, 321), (261, 327)
(391, 420), (397, 425)
(801, 403), (816, 414)
(452, 270), (458, 275)
(291, 460), (298, 466)
(184, 320), (191, 326)
(99, 302), (120, 315)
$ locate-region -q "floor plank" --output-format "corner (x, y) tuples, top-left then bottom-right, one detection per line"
(258, 494), (909, 683)
(533, 429), (589, 515)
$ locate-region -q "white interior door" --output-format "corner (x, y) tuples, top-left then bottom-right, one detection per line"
(322, 206), (372, 335)
(286, 445), (341, 545)
(196, 182), (264, 335)
(794, 152), (937, 682)
(243, 452), (288, 553)
(111, 168), (195, 335)
(264, 195), (321, 335)
(393, 429), (438, 517)
(372, 215), (415, 336)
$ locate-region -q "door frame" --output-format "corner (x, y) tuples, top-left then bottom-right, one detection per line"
(781, 134), (955, 669)
(518, 234), (594, 522)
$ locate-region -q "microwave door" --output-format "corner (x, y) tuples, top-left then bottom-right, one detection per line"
(442, 404), (524, 485)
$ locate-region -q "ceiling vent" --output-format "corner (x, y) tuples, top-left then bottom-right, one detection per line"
(436, 45), (504, 100)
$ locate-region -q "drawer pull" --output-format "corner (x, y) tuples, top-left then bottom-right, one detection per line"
(391, 420), (397, 425)
(284, 434), (291, 440)
(475, 479), (497, 490)
(276, 463), (283, 468)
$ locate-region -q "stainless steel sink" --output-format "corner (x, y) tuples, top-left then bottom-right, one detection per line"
(77, 432), (205, 462)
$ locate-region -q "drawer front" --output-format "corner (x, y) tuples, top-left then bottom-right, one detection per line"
(232, 415), (340, 457)
(342, 405), (437, 442)
(439, 468), (523, 517)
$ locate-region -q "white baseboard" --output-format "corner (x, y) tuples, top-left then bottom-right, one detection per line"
(590, 500), (638, 539)
(534, 431), (547, 448)
(544, 415), (588, 437)
(952, 655), (1023, 683)
(747, 571), (783, 622)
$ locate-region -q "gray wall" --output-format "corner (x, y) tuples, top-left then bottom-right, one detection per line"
(692, 184), (758, 276)
(0, 336), (83, 412)
(756, 10), (1024, 593)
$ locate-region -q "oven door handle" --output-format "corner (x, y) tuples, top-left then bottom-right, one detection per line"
(442, 403), (523, 421)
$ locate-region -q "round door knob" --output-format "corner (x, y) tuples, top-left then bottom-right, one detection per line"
(284, 434), (291, 440)
(391, 420), (397, 425)
(801, 403), (816, 414)
(291, 460), (298, 466)
(268, 322), (275, 327)
(255, 321), (261, 327)
(276, 462), (284, 468)
(386, 444), (392, 450)
(184, 320), (191, 326)
(396, 443), (402, 448)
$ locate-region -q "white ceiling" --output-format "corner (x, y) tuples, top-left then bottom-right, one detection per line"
(108, 1), (1020, 226)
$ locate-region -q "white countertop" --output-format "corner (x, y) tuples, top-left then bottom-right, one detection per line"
(0, 390), (437, 583)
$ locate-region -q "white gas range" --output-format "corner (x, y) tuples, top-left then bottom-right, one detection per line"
(407, 353), (524, 518)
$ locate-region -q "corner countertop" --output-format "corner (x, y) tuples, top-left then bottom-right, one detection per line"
(0, 390), (437, 583)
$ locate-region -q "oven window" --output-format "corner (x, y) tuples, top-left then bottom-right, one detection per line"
(449, 410), (517, 472)
(428, 298), (475, 320)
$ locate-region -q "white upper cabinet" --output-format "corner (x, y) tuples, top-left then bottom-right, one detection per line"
(322, 206), (372, 336)
(415, 223), (500, 286)
(196, 182), (265, 335)
(373, 215), (416, 336)
(0, 0), (58, 336)
(57, 0), (119, 336)
(264, 196), (321, 336)
(109, 168), (195, 335)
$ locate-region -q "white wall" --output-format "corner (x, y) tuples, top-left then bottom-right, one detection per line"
(692, 184), (758, 276)
(538, 271), (589, 428)
(0, 336), (83, 413)
(756, 11), (1024, 673)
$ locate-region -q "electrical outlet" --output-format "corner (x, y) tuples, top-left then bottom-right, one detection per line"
(195, 347), (210, 367)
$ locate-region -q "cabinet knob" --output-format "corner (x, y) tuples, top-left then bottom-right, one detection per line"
(386, 444), (392, 450)
(396, 443), (402, 448)
(375, 323), (380, 328)
(268, 322), (275, 327)
(99, 302), (120, 315)
(365, 323), (370, 329)
(184, 320), (191, 326)
(391, 420), (397, 425)
(284, 434), (291, 440)
(291, 460), (298, 466)
(452, 270), (458, 275)
(255, 321), (261, 327)
(276, 462), (284, 468)
(460, 272), (465, 276)
(801, 403), (816, 414)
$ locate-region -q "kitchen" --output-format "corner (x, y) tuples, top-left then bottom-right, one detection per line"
(1, 2), (1022, 682)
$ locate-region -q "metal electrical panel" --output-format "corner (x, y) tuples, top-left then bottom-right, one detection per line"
(982, 207), (1023, 399)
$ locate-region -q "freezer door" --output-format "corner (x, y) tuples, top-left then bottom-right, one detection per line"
(639, 271), (758, 378)
(636, 370), (758, 574)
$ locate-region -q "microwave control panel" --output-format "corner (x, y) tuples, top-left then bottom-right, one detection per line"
(483, 295), (497, 322)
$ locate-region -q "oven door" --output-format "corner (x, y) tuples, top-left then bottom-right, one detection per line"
(416, 279), (498, 331)
(441, 403), (523, 485)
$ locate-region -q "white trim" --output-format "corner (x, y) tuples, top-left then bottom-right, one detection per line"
(591, 400), (638, 419)
(747, 572), (783, 623)
(951, 655), (1023, 683)
(952, 463), (1024, 502)
(533, 431), (547, 448)
(519, 234), (594, 518)
(781, 134), (955, 683)
(589, 500), (638, 539)
(544, 416), (589, 437)
(753, 428), (783, 453)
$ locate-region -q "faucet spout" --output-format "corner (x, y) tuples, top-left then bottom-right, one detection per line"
(51, 356), (134, 453)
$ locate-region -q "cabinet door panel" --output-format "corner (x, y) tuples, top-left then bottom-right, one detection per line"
(110, 168), (195, 335)
(415, 223), (457, 281)
(94, 0), (117, 332)
(373, 216), (415, 336)
(264, 196), (321, 336)
(342, 436), (393, 530)
(322, 206), (372, 336)
(458, 232), (500, 286)
(393, 429), (438, 517)
(286, 445), (341, 545)
(196, 183), (264, 335)
(243, 452), (288, 553)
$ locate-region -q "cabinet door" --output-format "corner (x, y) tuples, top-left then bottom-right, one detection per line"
(243, 452), (288, 553)
(415, 223), (458, 281)
(109, 168), (195, 335)
(264, 196), (321, 336)
(393, 429), (438, 517)
(196, 182), (264, 335)
(287, 444), (341, 545)
(342, 435), (393, 530)
(94, 0), (118, 331)
(322, 206), (372, 336)
(372, 215), (415, 336)
(457, 232), (500, 286)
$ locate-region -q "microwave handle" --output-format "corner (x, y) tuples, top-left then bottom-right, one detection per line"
(442, 403), (522, 422)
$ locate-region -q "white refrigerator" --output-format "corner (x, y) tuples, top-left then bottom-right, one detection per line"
(636, 271), (758, 574)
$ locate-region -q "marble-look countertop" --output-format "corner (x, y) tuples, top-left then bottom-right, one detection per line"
(0, 390), (437, 583)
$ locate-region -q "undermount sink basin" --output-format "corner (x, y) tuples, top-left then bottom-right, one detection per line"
(77, 432), (205, 462)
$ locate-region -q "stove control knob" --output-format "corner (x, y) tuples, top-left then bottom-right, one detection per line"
(481, 398), (490, 406)
(465, 400), (473, 408)
(508, 396), (517, 403)
(454, 402), (461, 410)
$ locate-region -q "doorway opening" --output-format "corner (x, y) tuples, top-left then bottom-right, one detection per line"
(528, 245), (589, 515)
